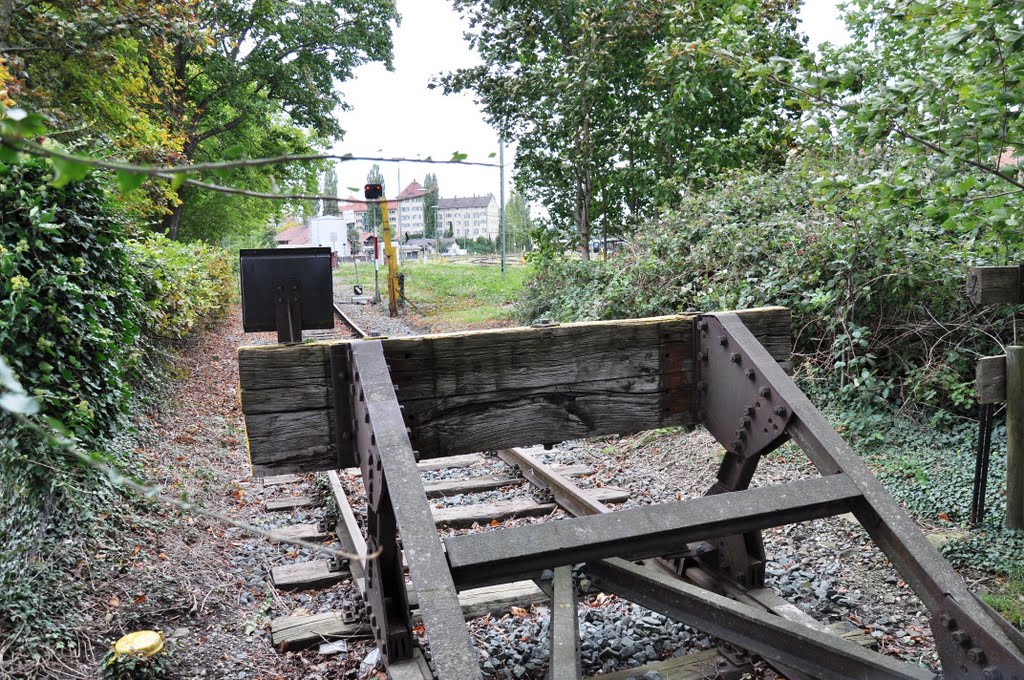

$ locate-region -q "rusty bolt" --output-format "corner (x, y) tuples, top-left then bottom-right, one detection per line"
(773, 406), (787, 417)
(745, 368), (756, 380)
(951, 630), (971, 645)
(729, 352), (741, 363)
(718, 335), (728, 346)
(739, 416), (751, 428)
(759, 387), (771, 398)
(983, 667), (1003, 680)
(967, 648), (986, 665)
(938, 613), (956, 630)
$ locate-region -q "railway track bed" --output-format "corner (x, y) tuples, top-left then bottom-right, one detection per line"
(240, 303), (1023, 678)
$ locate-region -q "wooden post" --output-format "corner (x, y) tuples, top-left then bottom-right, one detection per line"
(1007, 347), (1024, 529)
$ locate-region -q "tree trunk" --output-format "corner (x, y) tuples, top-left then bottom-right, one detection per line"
(162, 189), (184, 240)
(0, 0), (14, 48)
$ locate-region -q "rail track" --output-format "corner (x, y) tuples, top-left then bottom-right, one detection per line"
(256, 300), (875, 678)
(242, 308), (1024, 679)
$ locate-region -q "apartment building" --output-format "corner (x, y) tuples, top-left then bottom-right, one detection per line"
(437, 194), (499, 241)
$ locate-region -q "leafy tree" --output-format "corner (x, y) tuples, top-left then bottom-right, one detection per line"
(442, 0), (801, 259)
(322, 165), (340, 216)
(176, 121), (322, 244)
(505, 191), (533, 252)
(791, 0), (1024, 260)
(365, 164), (385, 230)
(156, 0), (400, 238)
(423, 172), (439, 238)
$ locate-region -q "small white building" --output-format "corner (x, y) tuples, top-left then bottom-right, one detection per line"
(308, 216), (352, 257)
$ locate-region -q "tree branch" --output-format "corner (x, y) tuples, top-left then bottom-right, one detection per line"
(710, 48), (1024, 193)
(2, 137), (500, 176)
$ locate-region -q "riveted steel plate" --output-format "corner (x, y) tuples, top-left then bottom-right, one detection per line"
(695, 315), (792, 459)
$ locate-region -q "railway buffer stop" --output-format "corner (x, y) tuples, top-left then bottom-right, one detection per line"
(238, 306), (1024, 679)
(239, 246), (335, 344)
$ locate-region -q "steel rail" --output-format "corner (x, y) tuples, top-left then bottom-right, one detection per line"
(333, 302), (369, 339)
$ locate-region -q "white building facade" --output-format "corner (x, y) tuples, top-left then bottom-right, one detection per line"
(437, 194), (499, 240)
(397, 180), (427, 235)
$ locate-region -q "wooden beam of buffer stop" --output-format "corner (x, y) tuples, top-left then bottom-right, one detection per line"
(237, 307), (792, 476)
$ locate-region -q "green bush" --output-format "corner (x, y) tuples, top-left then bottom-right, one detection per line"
(522, 151), (1016, 421)
(1, 156), (143, 652)
(0, 157), (232, 654)
(129, 232), (234, 340)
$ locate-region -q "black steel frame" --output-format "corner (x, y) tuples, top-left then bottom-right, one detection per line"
(334, 316), (1024, 680)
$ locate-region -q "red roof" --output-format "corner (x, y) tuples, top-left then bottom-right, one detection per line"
(274, 224), (309, 244)
(398, 180), (426, 199)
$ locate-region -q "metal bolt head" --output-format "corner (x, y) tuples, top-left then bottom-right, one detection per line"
(730, 440), (743, 453)
(938, 613), (956, 629)
(951, 630), (971, 645)
(966, 648), (986, 665)
(745, 368), (755, 380)
(698, 321), (709, 331)
(739, 416), (751, 428)
(697, 351), (708, 362)
(729, 352), (741, 363)
(736, 430), (747, 441)
(983, 666), (1003, 680)
(744, 404), (755, 416)
(718, 335), (728, 346)
(759, 387), (771, 398)
(773, 406), (787, 416)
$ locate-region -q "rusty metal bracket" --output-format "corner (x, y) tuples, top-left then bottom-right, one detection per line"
(273, 278), (303, 343)
(933, 594), (1024, 680)
(695, 315), (792, 459)
(350, 341), (481, 679)
(349, 344), (413, 663)
(330, 344), (357, 469)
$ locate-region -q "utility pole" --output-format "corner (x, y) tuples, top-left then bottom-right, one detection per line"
(396, 164), (402, 265)
(499, 138), (506, 275)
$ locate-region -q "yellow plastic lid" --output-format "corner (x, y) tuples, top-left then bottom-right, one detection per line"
(113, 630), (164, 658)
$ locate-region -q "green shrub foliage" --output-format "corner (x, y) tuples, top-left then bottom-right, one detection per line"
(522, 151), (1015, 418)
(0, 157), (232, 652)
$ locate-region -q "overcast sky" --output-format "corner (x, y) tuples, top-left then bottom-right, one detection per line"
(330, 1), (851, 203)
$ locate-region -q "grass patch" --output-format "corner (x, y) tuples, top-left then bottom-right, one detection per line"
(982, 572), (1024, 627)
(334, 260), (529, 330)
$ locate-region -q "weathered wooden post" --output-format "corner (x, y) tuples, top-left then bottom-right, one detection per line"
(967, 265), (1024, 528)
(1007, 346), (1024, 528)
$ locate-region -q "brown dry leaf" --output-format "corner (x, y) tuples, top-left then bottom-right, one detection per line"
(509, 606), (528, 617)
(109, 596), (121, 607)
